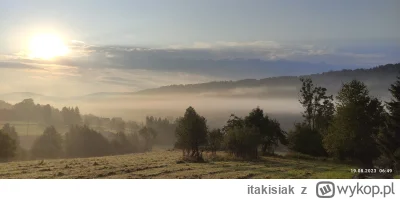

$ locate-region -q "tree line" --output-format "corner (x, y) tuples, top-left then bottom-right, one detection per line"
(0, 98), (78, 126)
(173, 75), (400, 175)
(174, 106), (288, 161)
(0, 122), (160, 161)
(0, 103), (182, 161)
(0, 99), (138, 134)
(287, 76), (400, 173)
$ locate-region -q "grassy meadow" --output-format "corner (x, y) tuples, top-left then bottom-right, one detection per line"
(0, 149), (354, 179)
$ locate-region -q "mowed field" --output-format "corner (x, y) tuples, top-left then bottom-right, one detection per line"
(0, 149), (355, 179)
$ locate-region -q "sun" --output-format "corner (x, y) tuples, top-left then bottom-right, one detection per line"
(29, 34), (69, 59)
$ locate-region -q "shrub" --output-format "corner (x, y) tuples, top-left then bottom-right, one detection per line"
(287, 123), (327, 157)
(225, 125), (261, 159)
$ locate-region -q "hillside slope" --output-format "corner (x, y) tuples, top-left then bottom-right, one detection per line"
(0, 150), (353, 179)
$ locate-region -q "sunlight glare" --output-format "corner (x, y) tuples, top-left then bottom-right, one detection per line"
(29, 34), (69, 59)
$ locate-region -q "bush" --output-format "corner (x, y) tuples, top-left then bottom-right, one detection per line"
(287, 123), (327, 157)
(225, 125), (261, 159)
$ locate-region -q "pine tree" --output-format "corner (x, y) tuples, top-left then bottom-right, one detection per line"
(387, 75), (400, 147)
(377, 75), (400, 171)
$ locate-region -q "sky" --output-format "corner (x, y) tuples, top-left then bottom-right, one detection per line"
(0, 0), (399, 97)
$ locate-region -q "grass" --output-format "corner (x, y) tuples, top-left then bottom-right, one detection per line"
(0, 149), (355, 179)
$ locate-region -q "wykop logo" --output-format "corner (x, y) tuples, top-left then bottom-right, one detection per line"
(316, 181), (335, 198)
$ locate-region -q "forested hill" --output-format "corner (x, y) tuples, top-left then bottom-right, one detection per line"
(133, 63), (400, 99)
(0, 100), (13, 109)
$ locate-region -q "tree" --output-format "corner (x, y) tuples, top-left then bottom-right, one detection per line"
(207, 128), (224, 155)
(288, 78), (333, 156)
(0, 130), (16, 161)
(126, 121), (140, 134)
(323, 80), (385, 167)
(138, 126), (157, 151)
(42, 104), (52, 125)
(110, 117), (125, 132)
(222, 114), (262, 159)
(264, 118), (288, 154)
(222, 114), (244, 132)
(13, 98), (35, 121)
(387, 74), (400, 148)
(65, 125), (112, 158)
(298, 77), (334, 132)
(31, 126), (63, 159)
(127, 132), (141, 152)
(1, 123), (27, 160)
(61, 107), (82, 126)
(175, 106), (208, 160)
(111, 132), (136, 154)
(145, 116), (177, 146)
(244, 107), (288, 155)
(61, 107), (70, 125)
(225, 123), (261, 159)
(74, 107), (82, 125)
(1, 123), (19, 145)
(377, 75), (400, 171)
(299, 77), (314, 128)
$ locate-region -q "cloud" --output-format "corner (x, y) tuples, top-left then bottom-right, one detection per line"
(0, 39), (399, 96)
(60, 41), (394, 78)
(165, 41), (282, 50)
(0, 61), (37, 69)
(66, 40), (396, 68)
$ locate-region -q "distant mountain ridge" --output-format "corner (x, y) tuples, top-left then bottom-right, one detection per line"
(132, 63), (400, 99)
(0, 92), (65, 102)
(1, 63), (399, 102)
